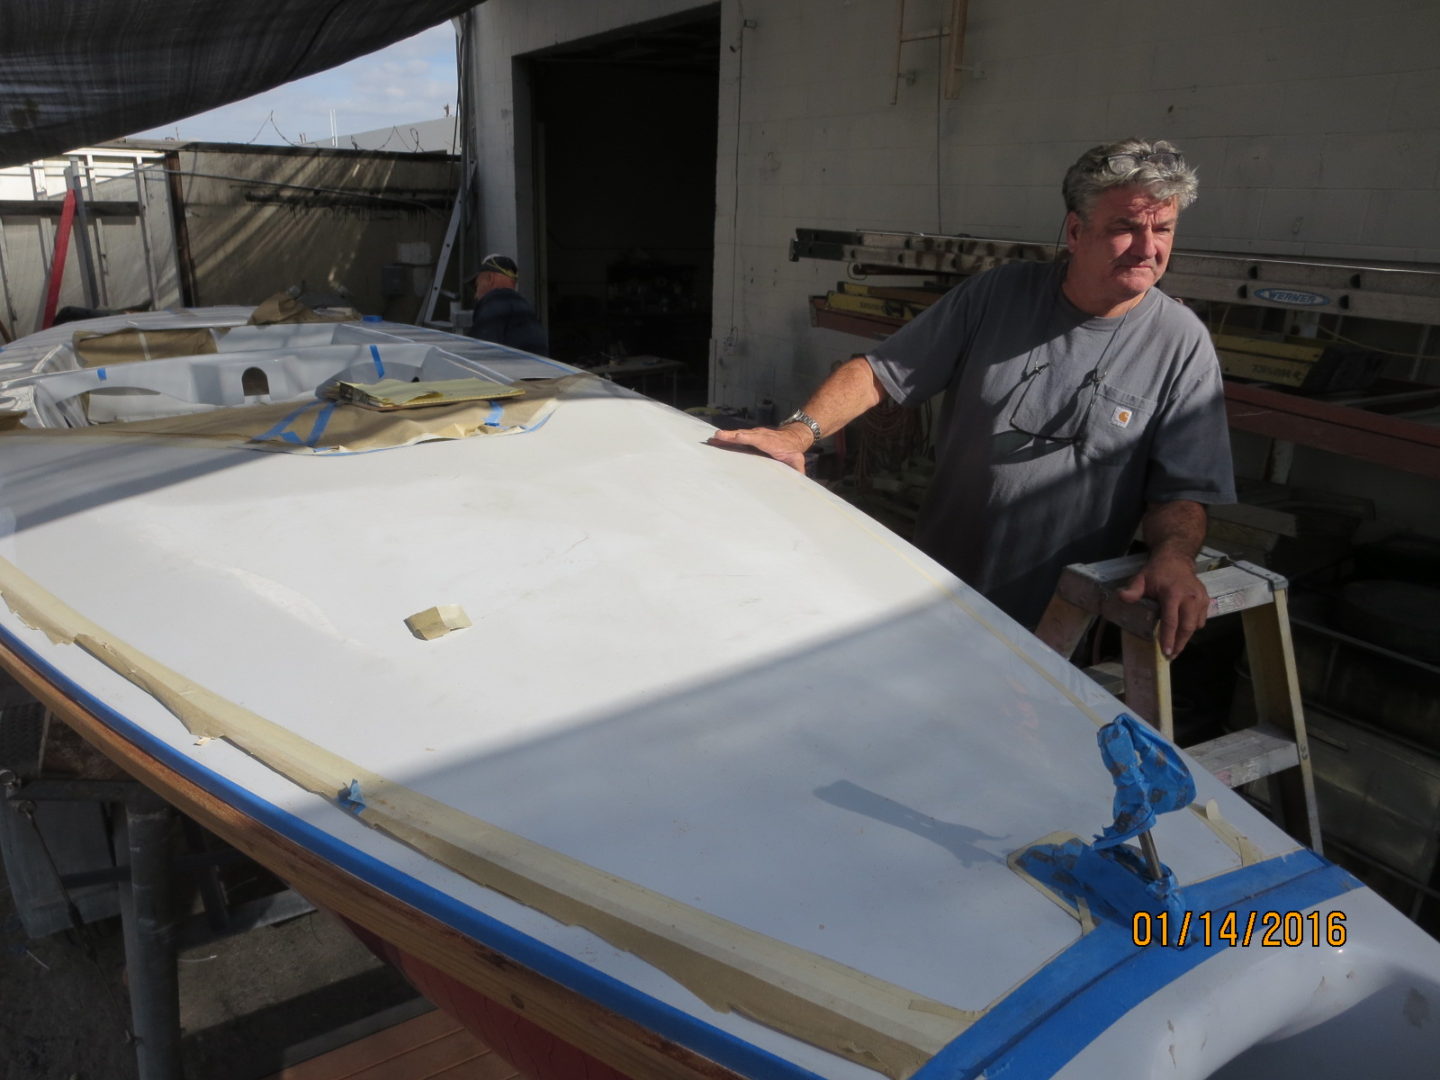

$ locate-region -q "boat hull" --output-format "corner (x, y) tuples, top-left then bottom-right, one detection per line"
(349, 922), (635, 1080)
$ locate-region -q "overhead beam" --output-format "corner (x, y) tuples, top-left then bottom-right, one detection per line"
(1224, 381), (1440, 481)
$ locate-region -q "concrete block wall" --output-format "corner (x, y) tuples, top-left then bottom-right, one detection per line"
(463, 0), (1440, 412)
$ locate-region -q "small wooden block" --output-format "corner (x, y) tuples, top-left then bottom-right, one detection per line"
(404, 605), (473, 641)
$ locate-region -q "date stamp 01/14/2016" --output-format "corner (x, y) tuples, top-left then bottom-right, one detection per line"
(1131, 910), (1348, 949)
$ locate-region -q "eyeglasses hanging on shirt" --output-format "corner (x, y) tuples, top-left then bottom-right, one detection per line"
(1006, 306), (1131, 447)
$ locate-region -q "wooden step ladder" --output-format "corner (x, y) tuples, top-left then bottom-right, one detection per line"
(1035, 547), (1323, 852)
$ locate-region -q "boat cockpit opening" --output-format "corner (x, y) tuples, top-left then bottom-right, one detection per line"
(4, 342), (511, 430)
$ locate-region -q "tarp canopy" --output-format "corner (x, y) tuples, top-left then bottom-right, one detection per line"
(0, 0), (477, 168)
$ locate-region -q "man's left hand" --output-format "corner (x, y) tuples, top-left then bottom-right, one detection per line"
(1115, 551), (1210, 659)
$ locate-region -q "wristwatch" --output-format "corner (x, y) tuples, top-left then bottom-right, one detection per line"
(781, 409), (823, 445)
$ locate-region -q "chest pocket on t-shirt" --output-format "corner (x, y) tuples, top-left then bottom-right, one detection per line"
(1081, 382), (1158, 466)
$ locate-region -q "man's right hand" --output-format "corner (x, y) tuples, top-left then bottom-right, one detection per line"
(708, 424), (813, 473)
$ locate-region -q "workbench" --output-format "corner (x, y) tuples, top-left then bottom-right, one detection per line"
(586, 355), (684, 405)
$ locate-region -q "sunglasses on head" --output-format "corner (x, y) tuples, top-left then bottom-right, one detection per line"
(1104, 151), (1184, 173)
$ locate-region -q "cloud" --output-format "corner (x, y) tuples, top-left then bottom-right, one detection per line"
(130, 23), (458, 146)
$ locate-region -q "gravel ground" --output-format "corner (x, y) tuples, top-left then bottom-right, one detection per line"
(1, 858), (420, 1080)
(0, 670), (420, 1080)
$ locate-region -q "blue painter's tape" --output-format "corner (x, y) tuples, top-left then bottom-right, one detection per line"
(1094, 713), (1195, 849)
(369, 344), (385, 378)
(339, 779), (366, 813)
(1018, 837), (1185, 927)
(0, 625), (821, 1080)
(485, 401), (504, 427)
(914, 851), (1361, 1080)
(97, 367), (108, 381)
(255, 400), (323, 444)
(304, 402), (336, 447)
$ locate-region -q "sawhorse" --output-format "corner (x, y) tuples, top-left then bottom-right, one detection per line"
(1035, 546), (1323, 852)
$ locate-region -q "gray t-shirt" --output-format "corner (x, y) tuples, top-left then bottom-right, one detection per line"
(867, 259), (1235, 627)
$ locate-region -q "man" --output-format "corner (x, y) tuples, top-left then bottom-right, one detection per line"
(712, 139), (1234, 659)
(467, 252), (549, 355)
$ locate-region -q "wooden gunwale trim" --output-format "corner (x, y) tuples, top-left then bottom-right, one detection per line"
(0, 637), (745, 1080)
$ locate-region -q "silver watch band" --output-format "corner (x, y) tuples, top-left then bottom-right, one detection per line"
(781, 409), (822, 444)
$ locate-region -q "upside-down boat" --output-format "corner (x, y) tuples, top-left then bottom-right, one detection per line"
(0, 308), (1436, 1080)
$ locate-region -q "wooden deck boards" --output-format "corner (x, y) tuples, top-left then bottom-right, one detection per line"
(264, 1008), (520, 1080)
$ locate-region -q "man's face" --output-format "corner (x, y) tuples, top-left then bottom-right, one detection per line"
(1065, 186), (1178, 308)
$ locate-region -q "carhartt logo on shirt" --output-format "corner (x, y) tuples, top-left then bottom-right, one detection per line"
(1110, 406), (1134, 428)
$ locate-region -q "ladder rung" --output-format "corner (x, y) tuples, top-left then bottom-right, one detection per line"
(1082, 661), (1126, 697)
(1055, 558), (1283, 638)
(1186, 724), (1300, 788)
(1059, 545), (1230, 589)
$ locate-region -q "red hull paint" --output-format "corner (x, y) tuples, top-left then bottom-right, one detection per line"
(348, 920), (634, 1080)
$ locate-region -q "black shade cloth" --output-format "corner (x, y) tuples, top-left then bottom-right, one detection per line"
(0, 1), (477, 167)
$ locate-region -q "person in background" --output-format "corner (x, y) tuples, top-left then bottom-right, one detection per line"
(711, 138), (1235, 660)
(467, 252), (548, 355)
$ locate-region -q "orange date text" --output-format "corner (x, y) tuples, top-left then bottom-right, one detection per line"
(1131, 909), (1347, 948)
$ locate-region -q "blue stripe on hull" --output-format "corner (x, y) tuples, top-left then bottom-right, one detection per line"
(915, 853), (1360, 1079)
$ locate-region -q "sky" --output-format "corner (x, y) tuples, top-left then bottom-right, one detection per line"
(129, 23), (459, 149)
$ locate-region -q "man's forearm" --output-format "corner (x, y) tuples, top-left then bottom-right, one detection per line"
(709, 354), (889, 470)
(1140, 500), (1208, 562)
(789, 355), (888, 443)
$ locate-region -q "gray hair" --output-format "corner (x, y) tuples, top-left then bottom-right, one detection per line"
(1062, 138), (1198, 218)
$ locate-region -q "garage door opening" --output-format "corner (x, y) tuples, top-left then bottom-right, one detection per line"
(525, 8), (719, 409)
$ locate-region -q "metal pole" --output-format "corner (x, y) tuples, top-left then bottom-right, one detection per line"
(1137, 830), (1164, 881)
(133, 163), (161, 311)
(82, 158), (111, 308)
(65, 165), (101, 310)
(30, 163), (54, 327)
(0, 216), (20, 336)
(163, 152), (200, 307)
(114, 788), (184, 1080)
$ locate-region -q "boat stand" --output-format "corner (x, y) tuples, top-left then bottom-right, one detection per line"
(1035, 546), (1323, 852)
(1, 695), (316, 1080)
(115, 782), (184, 1080)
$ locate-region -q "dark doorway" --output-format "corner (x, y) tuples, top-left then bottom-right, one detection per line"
(526, 8), (719, 408)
